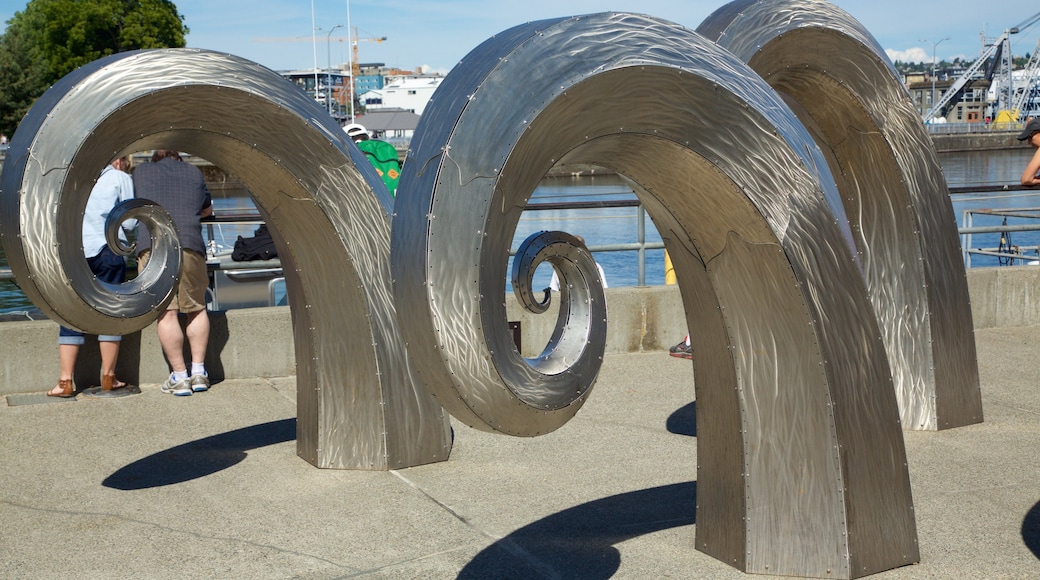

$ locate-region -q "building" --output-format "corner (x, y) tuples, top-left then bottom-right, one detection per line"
(360, 77), (445, 116)
(908, 76), (991, 123)
(279, 69), (349, 118)
(355, 108), (421, 149)
(356, 63), (389, 95)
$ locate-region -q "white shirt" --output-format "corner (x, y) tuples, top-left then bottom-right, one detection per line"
(82, 164), (136, 258)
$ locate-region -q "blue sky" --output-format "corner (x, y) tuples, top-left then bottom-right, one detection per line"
(1, 1), (1039, 73)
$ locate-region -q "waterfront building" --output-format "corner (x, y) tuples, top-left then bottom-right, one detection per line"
(279, 68), (349, 118)
(361, 77), (444, 116)
(353, 108), (420, 148)
(356, 63), (387, 95)
(908, 76), (990, 123)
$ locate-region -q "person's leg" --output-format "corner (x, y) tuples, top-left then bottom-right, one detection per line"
(179, 250), (211, 391)
(98, 340), (121, 390)
(50, 329), (83, 396)
(140, 248), (190, 394)
(88, 248), (129, 390)
(59, 344), (78, 381)
(185, 309), (210, 366)
(157, 309), (186, 374)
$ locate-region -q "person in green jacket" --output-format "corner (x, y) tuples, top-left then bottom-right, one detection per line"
(345, 123), (402, 196)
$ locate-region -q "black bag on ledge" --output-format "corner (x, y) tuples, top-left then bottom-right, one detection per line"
(231, 224), (278, 261)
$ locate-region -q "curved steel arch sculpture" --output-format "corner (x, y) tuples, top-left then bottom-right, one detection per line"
(2, 3), (982, 577)
(392, 11), (915, 577)
(698, 0), (982, 431)
(0, 49), (451, 470)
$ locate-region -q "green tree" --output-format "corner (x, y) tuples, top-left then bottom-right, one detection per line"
(0, 19), (47, 136)
(0, 0), (188, 138)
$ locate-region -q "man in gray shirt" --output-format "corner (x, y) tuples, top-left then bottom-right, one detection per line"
(134, 150), (213, 396)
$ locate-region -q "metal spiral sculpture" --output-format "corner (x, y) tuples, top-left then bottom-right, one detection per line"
(0, 49), (451, 470)
(699, 0), (982, 432)
(0, 1), (985, 577)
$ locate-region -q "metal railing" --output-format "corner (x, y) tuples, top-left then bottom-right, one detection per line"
(925, 121), (1025, 135)
(511, 198), (664, 286)
(952, 184), (1040, 267)
(4, 185), (1039, 286)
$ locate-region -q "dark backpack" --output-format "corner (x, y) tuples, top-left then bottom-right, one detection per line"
(232, 224), (278, 261)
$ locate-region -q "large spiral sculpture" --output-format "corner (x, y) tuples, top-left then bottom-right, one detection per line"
(0, 49), (451, 470)
(0, 1), (984, 576)
(699, 0), (982, 432)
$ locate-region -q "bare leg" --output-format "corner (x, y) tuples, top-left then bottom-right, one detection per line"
(99, 340), (120, 377)
(48, 343), (79, 395)
(99, 340), (122, 389)
(184, 309), (210, 367)
(157, 309), (187, 373)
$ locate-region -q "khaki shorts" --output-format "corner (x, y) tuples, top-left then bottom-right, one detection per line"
(138, 249), (209, 312)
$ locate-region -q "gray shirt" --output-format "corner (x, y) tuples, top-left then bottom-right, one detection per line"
(132, 157), (212, 255)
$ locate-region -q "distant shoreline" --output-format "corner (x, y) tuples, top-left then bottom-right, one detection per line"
(0, 131), (1024, 183)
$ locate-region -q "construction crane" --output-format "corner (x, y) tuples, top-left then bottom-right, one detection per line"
(349, 27), (387, 80)
(1010, 34), (1040, 119)
(253, 31), (386, 77)
(923, 10), (1040, 123)
(254, 31), (386, 117)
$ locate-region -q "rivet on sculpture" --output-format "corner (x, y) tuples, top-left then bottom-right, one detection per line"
(0, 1), (984, 577)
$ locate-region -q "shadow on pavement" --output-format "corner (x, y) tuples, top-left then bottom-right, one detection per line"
(666, 401), (696, 437)
(103, 418), (296, 490)
(1022, 498), (1040, 559)
(457, 481), (696, 579)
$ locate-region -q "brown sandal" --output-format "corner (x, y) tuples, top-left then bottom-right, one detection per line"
(47, 379), (75, 398)
(101, 374), (127, 391)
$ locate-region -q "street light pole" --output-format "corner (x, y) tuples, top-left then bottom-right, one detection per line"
(921, 37), (948, 120)
(325, 24), (343, 115)
(346, 0), (354, 123)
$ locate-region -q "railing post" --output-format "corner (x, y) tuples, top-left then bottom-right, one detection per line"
(637, 204), (646, 286)
(963, 210), (972, 268)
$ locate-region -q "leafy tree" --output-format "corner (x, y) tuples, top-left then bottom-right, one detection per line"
(0, 19), (47, 137)
(0, 0), (188, 138)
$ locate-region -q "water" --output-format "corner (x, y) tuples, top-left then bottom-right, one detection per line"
(511, 176), (664, 290)
(944, 148), (1040, 266)
(2, 149), (1036, 312)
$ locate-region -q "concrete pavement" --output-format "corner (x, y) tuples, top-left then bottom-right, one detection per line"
(2, 326), (1040, 578)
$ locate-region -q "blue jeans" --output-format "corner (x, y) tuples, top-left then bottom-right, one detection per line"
(58, 247), (127, 345)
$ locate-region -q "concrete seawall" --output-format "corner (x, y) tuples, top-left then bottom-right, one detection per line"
(930, 131), (1021, 152)
(1, 267), (1036, 395)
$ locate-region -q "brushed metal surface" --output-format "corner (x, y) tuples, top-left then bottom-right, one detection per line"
(699, 0), (982, 433)
(0, 49), (450, 470)
(392, 10), (915, 578)
(1, 4), (967, 577)
(511, 230), (608, 381)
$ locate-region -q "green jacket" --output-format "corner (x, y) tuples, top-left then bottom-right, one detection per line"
(357, 139), (402, 196)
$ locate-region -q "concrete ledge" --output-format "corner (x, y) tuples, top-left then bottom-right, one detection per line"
(504, 285), (687, 357)
(930, 132), (1020, 152)
(966, 266), (1040, 329)
(1, 307), (295, 396)
(3, 267), (1037, 395)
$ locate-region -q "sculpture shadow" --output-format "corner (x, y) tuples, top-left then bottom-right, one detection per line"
(1022, 498), (1040, 559)
(103, 418), (295, 490)
(457, 481), (696, 579)
(666, 401), (697, 437)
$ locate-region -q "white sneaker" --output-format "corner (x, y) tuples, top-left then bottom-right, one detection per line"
(161, 374), (192, 396)
(190, 373), (210, 393)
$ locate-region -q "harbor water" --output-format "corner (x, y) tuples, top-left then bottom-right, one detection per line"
(1, 148), (1037, 312)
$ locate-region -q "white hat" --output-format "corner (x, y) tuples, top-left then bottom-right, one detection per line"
(344, 123), (370, 139)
